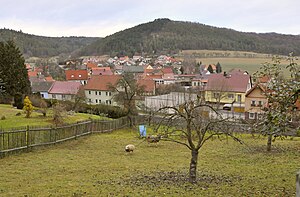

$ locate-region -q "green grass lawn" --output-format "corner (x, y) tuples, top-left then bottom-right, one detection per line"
(0, 128), (299, 196)
(0, 104), (107, 130)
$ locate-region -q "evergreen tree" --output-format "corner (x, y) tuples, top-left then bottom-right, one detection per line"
(0, 40), (31, 105)
(207, 64), (214, 73)
(216, 62), (222, 73)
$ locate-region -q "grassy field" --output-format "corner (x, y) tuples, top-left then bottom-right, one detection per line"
(0, 104), (106, 130)
(0, 128), (299, 196)
(178, 50), (300, 75)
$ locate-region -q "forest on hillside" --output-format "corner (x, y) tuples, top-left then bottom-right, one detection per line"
(0, 29), (100, 57)
(79, 19), (300, 57)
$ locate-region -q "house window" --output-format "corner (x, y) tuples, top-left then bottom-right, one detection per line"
(249, 113), (255, 119)
(95, 99), (98, 103)
(99, 100), (101, 103)
(213, 92), (220, 99)
(88, 91), (91, 95)
(99, 91), (101, 95)
(257, 113), (263, 120)
(106, 100), (112, 105)
(62, 95), (66, 100)
(95, 91), (97, 95)
(258, 101), (262, 107)
(251, 100), (256, 106)
(228, 94), (234, 99)
(88, 99), (92, 103)
(109, 92), (111, 96)
(237, 94), (242, 102)
(52, 94), (56, 99)
(106, 92), (108, 96)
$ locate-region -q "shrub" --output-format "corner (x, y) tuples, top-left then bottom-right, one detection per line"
(16, 112), (22, 116)
(1, 115), (6, 120)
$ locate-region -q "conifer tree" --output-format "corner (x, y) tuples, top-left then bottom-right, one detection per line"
(0, 40), (31, 106)
(23, 96), (33, 118)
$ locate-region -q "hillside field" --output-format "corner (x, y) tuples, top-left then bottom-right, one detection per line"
(0, 128), (299, 196)
(0, 104), (106, 130)
(179, 50), (300, 75)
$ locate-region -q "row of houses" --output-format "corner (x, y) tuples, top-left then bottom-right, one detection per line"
(29, 63), (299, 121)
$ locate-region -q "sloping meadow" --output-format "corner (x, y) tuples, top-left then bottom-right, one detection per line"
(0, 128), (299, 196)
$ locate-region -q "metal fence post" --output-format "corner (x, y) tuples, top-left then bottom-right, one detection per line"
(297, 170), (300, 197)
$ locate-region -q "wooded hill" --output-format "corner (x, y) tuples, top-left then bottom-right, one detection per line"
(79, 18), (300, 57)
(2, 19), (300, 58)
(0, 29), (100, 57)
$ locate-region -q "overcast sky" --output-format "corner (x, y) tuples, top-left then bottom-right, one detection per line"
(1, 0), (299, 37)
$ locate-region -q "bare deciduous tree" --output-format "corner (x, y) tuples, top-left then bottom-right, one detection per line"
(152, 93), (242, 183)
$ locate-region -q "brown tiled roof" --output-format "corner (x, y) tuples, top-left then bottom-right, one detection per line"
(162, 67), (174, 74)
(206, 73), (250, 93)
(84, 75), (120, 91)
(65, 70), (88, 80)
(48, 81), (81, 95)
(137, 79), (155, 93)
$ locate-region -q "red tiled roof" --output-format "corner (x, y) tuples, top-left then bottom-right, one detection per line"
(138, 79), (155, 93)
(206, 73), (250, 93)
(91, 67), (113, 75)
(65, 70), (88, 80)
(28, 71), (38, 77)
(45, 76), (55, 82)
(144, 75), (163, 80)
(48, 81), (81, 95)
(162, 67), (174, 74)
(84, 75), (121, 91)
(86, 62), (98, 69)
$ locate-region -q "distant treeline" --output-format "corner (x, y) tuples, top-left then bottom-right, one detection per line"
(0, 29), (100, 57)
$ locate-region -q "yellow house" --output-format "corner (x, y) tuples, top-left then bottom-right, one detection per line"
(244, 84), (268, 120)
(204, 71), (252, 112)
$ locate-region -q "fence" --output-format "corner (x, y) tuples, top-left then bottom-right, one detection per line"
(0, 116), (129, 158)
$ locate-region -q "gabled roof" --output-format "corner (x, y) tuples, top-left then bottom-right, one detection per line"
(45, 76), (55, 82)
(84, 75), (121, 91)
(31, 81), (54, 93)
(65, 70), (88, 80)
(48, 81), (81, 95)
(245, 83), (266, 97)
(137, 79), (155, 93)
(91, 67), (113, 75)
(86, 62), (98, 69)
(28, 71), (38, 77)
(205, 73), (251, 93)
(162, 67), (174, 74)
(123, 66), (144, 73)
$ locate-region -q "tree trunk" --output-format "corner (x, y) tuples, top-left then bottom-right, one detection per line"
(189, 149), (199, 183)
(267, 134), (272, 151)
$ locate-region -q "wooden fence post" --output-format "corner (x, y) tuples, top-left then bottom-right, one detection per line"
(297, 170), (300, 197)
(26, 125), (30, 151)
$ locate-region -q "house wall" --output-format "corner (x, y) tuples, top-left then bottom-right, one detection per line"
(48, 94), (75, 101)
(145, 92), (197, 112)
(85, 90), (117, 105)
(40, 91), (49, 99)
(244, 88), (267, 112)
(205, 91), (245, 104)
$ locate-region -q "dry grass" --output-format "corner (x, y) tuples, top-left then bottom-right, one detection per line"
(0, 129), (299, 196)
